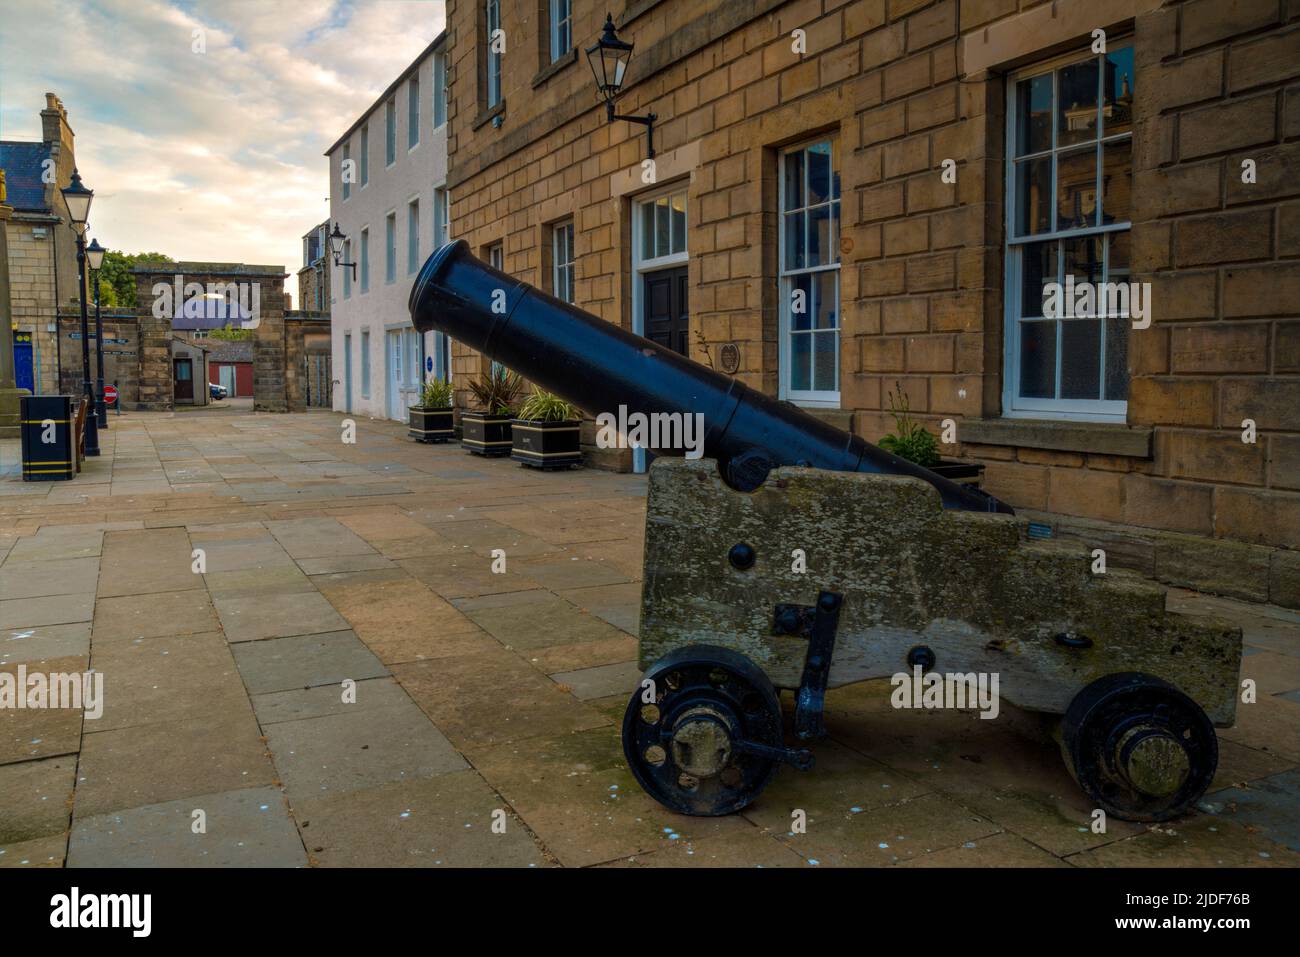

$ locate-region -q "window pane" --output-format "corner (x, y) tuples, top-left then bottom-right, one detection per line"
(1060, 319), (1101, 399)
(1015, 73), (1053, 156)
(655, 198), (670, 256)
(1056, 146), (1098, 231)
(1015, 157), (1052, 236)
(830, 202), (840, 264)
(1101, 138), (1132, 226)
(1103, 47), (1135, 137)
(1063, 235), (1103, 292)
(1106, 231), (1130, 285)
(1020, 241), (1057, 318)
(807, 205), (831, 267)
(670, 192), (686, 254)
(790, 333), (811, 391)
(1057, 58), (1100, 147)
(1019, 321), (1056, 398)
(790, 274), (813, 330)
(784, 211), (806, 270)
(807, 142), (832, 205)
(1105, 315), (1129, 400)
(783, 151), (804, 211)
(815, 272), (837, 329)
(640, 204), (654, 260)
(813, 330), (837, 392)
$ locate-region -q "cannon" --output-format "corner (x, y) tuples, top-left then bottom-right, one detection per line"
(410, 240), (1240, 822)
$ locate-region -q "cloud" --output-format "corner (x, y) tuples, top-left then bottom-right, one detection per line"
(0, 0), (444, 283)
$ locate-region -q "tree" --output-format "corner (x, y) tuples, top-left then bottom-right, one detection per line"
(97, 250), (175, 310)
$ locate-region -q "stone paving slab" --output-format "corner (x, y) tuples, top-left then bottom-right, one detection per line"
(90, 590), (219, 642)
(549, 660), (642, 701)
(292, 770), (547, 867)
(231, 630), (389, 695)
(0, 834), (67, 868)
(67, 786), (305, 867)
(96, 528), (198, 598)
(1, 623), (91, 666)
(264, 701), (468, 801)
(0, 557), (100, 601)
(0, 593), (95, 630)
(1199, 770), (1300, 852)
(74, 712), (274, 818)
(0, 755), (76, 844)
(251, 676), (413, 726)
(214, 590), (349, 643)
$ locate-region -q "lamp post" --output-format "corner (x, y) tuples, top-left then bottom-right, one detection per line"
(329, 223), (357, 280)
(86, 237), (108, 429)
(587, 14), (656, 159)
(60, 168), (98, 457)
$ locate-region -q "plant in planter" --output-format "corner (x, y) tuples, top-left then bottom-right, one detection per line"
(460, 366), (522, 456)
(877, 382), (984, 486)
(511, 387), (582, 470)
(408, 377), (454, 443)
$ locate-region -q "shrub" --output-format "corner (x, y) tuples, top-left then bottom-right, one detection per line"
(418, 377), (453, 408)
(517, 387), (577, 422)
(466, 365), (522, 415)
(878, 382), (940, 468)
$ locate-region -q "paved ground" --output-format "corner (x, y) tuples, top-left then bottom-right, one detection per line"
(1, 408), (1297, 868)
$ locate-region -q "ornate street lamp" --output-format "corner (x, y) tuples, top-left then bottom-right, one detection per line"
(86, 237), (108, 429)
(587, 14), (656, 159)
(60, 168), (99, 456)
(329, 223), (357, 281)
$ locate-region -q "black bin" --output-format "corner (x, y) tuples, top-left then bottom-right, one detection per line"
(20, 395), (76, 481)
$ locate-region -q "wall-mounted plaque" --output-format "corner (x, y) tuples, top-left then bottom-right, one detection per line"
(719, 342), (740, 374)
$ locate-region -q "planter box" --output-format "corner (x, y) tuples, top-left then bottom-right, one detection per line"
(511, 418), (582, 470)
(930, 459), (985, 487)
(408, 406), (454, 443)
(461, 411), (514, 456)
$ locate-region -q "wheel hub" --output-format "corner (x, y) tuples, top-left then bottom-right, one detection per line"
(1116, 727), (1191, 798)
(670, 708), (733, 778)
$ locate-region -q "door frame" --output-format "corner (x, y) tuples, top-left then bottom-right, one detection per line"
(173, 357), (195, 402)
(630, 180), (690, 473)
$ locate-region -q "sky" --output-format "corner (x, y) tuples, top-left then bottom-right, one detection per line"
(0, 0), (445, 287)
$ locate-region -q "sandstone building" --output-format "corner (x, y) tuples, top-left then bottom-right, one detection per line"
(438, 0), (1299, 604)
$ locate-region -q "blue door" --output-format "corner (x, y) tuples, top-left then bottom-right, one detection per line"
(13, 331), (34, 392)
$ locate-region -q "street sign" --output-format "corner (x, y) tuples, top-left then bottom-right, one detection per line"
(104, 385), (119, 406)
(426, 355), (434, 373)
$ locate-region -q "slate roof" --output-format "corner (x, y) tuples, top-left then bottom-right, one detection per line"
(0, 141), (53, 212)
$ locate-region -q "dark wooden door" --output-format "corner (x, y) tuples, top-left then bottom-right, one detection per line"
(173, 358), (194, 401)
(644, 266), (689, 356)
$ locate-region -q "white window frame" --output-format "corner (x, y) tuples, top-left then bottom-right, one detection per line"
(433, 185), (450, 247)
(408, 75), (420, 150)
(778, 138), (841, 408)
(407, 198), (420, 275)
(360, 328), (371, 398)
(360, 227), (370, 293)
(385, 211), (397, 284)
(486, 0), (502, 109)
(342, 143), (351, 201)
(433, 53), (447, 129)
(549, 0), (572, 63)
(1002, 42), (1134, 422)
(385, 97), (396, 166)
(342, 239), (352, 299)
(552, 221), (575, 303)
(359, 125), (369, 187)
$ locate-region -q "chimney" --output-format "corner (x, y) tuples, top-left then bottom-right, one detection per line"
(40, 93), (75, 154)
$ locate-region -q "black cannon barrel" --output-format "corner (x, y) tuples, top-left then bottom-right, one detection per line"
(409, 240), (1012, 514)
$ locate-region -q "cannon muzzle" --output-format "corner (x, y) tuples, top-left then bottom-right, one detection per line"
(409, 240), (1012, 514)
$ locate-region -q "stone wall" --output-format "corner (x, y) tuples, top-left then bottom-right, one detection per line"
(285, 311), (331, 412)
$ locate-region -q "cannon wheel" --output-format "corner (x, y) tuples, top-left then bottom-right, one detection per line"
(1060, 672), (1218, 822)
(622, 644), (784, 816)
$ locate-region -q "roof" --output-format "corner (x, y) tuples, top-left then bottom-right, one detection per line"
(325, 30), (447, 156)
(204, 339), (254, 362)
(0, 141), (52, 212)
(130, 261), (287, 277)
